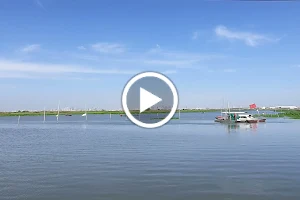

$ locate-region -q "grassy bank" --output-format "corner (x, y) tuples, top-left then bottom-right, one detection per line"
(254, 110), (300, 119)
(0, 109), (219, 117)
(254, 114), (285, 118)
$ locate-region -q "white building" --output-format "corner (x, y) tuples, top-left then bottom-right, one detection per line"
(275, 106), (298, 110)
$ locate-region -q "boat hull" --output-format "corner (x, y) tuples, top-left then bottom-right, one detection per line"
(216, 119), (237, 124)
(236, 120), (258, 123)
(216, 119), (266, 123)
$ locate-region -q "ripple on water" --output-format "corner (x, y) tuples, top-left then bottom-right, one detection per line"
(1, 114), (300, 200)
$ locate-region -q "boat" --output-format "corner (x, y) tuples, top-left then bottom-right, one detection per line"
(215, 112), (266, 123)
(236, 113), (264, 123)
(215, 115), (226, 122)
(215, 112), (245, 123)
(215, 101), (266, 123)
(65, 114), (72, 116)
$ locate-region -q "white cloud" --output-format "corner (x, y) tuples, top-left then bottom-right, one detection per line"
(143, 50), (226, 69)
(0, 72), (35, 79)
(77, 46), (86, 50)
(192, 31), (199, 40)
(223, 68), (236, 73)
(91, 42), (126, 53)
(290, 64), (300, 68)
(20, 44), (41, 53)
(69, 44), (226, 69)
(4, 42), (227, 80)
(146, 48), (225, 60)
(215, 25), (278, 47)
(35, 0), (45, 9)
(163, 70), (177, 74)
(0, 59), (179, 79)
(148, 46), (162, 54)
(0, 59), (137, 77)
(207, 68), (236, 73)
(143, 59), (199, 66)
(67, 53), (101, 61)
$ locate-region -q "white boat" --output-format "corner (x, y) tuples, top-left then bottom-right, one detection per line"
(236, 113), (266, 123)
(215, 112), (266, 123)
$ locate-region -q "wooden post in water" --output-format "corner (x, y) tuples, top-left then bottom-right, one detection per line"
(18, 115), (20, 125)
(56, 100), (60, 123)
(178, 109), (181, 119)
(85, 104), (88, 121)
(110, 113), (112, 119)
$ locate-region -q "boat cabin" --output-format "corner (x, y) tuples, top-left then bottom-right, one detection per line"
(238, 114), (253, 118)
(221, 112), (247, 121)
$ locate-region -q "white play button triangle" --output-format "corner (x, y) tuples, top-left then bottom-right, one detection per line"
(140, 87), (162, 113)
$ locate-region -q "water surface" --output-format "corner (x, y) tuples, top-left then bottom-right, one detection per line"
(1, 113), (300, 200)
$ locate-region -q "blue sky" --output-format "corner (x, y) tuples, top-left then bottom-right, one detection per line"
(0, 0), (299, 111)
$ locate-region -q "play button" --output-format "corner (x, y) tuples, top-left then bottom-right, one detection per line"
(139, 87), (162, 113)
(122, 72), (179, 129)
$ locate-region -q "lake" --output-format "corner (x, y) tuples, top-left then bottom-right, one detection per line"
(1, 112), (300, 200)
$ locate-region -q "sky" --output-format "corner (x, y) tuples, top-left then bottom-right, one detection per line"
(0, 0), (300, 111)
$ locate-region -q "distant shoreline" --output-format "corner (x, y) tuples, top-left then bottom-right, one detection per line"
(1, 109), (299, 118)
(0, 109), (221, 117)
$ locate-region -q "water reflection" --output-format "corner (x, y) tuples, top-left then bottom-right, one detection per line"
(81, 123), (87, 130)
(225, 123), (258, 133)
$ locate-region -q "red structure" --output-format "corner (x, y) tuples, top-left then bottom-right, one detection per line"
(249, 103), (257, 109)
